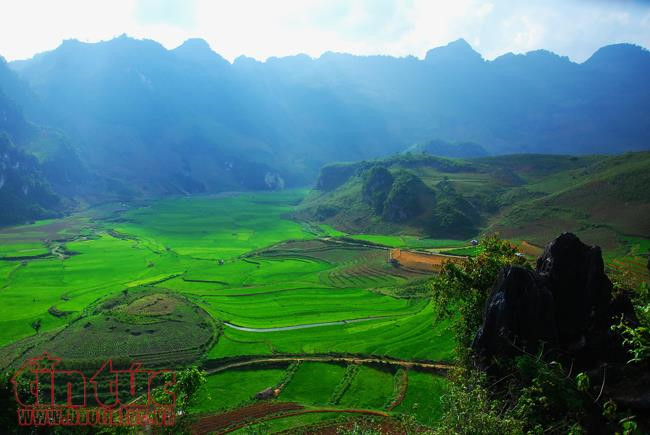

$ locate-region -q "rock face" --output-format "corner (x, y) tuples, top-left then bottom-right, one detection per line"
(381, 172), (427, 223)
(361, 166), (394, 213)
(473, 233), (635, 368)
(536, 233), (613, 349)
(473, 266), (557, 359)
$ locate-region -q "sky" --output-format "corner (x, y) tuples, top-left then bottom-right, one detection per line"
(0, 0), (649, 63)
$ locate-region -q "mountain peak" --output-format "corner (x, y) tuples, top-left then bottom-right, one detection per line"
(448, 38), (473, 50)
(176, 38), (212, 53)
(584, 42), (650, 70)
(425, 38), (483, 65)
(172, 38), (228, 66)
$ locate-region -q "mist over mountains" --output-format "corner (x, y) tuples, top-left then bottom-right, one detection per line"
(1, 35), (649, 224)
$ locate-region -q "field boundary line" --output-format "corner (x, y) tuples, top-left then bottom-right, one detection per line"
(199, 407), (391, 435)
(204, 354), (454, 374)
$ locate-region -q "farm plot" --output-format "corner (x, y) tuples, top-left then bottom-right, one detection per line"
(347, 234), (467, 249)
(0, 242), (50, 259)
(234, 412), (343, 435)
(257, 239), (428, 288)
(183, 256), (329, 288)
(279, 362), (346, 405)
(191, 367), (288, 415)
(6, 290), (217, 368)
(200, 287), (425, 329)
(608, 255), (649, 284)
(393, 371), (448, 426)
(115, 191), (311, 260)
(0, 232), (196, 346)
(337, 365), (395, 409)
(208, 302), (454, 362)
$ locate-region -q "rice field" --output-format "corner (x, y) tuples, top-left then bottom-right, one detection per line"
(0, 190), (463, 432)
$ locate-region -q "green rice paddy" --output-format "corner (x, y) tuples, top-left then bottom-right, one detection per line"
(0, 190), (457, 431)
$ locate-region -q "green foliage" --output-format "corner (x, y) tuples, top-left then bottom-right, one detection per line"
(435, 369), (524, 435)
(429, 180), (478, 237)
(612, 280), (650, 364)
(150, 366), (206, 434)
(361, 166), (394, 213)
(382, 171), (428, 223)
(30, 318), (42, 334)
(511, 357), (588, 430)
(575, 372), (590, 392)
(173, 366), (207, 409)
(337, 421), (382, 435)
(602, 399), (617, 421)
(436, 357), (593, 434)
(0, 370), (21, 432)
(0, 133), (62, 225)
(429, 235), (608, 433)
(430, 235), (526, 362)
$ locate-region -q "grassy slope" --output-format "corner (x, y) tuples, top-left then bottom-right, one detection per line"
(298, 152), (650, 252)
(488, 152), (650, 251)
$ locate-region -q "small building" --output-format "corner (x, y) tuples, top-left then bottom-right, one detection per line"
(471, 239), (479, 246)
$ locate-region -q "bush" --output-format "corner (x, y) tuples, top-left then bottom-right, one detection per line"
(429, 236), (525, 363)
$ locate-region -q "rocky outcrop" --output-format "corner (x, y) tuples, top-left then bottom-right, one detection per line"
(316, 162), (367, 192)
(472, 266), (557, 360)
(473, 233), (635, 369)
(361, 166), (394, 213)
(381, 172), (428, 223)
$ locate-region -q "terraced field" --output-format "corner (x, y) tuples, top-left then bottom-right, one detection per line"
(0, 190), (507, 431)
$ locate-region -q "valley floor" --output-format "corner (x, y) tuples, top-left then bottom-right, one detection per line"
(0, 190), (461, 432)
(1, 190), (646, 432)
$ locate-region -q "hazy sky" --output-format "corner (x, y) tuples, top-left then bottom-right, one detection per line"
(1, 0), (649, 62)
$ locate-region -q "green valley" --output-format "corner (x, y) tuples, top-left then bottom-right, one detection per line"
(0, 190), (457, 432)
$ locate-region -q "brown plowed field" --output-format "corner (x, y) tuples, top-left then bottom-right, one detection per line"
(389, 249), (466, 272)
(191, 402), (304, 434)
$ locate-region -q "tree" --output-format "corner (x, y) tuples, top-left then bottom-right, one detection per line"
(30, 319), (42, 334)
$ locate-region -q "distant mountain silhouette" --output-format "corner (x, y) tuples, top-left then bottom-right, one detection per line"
(0, 36), (649, 221)
(405, 139), (489, 158)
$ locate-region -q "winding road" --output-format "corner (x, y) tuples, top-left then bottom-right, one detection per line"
(223, 315), (395, 332)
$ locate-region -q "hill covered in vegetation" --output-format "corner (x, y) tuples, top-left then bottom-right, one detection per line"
(296, 152), (650, 249)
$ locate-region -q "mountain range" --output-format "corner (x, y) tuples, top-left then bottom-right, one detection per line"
(1, 35), (649, 224)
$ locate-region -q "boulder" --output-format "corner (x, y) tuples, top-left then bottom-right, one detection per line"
(473, 232), (635, 369)
(536, 233), (612, 348)
(472, 266), (557, 362)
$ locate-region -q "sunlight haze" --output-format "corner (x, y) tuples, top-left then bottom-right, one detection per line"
(1, 0), (649, 62)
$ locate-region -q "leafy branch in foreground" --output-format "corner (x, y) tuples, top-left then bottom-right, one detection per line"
(612, 281), (650, 364)
(429, 235), (526, 363)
